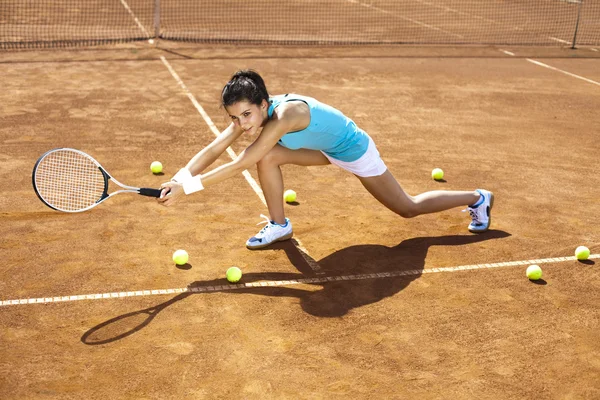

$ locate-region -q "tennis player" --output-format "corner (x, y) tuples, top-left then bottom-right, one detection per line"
(158, 70), (494, 249)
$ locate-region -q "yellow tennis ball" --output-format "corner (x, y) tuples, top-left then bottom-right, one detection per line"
(150, 161), (163, 174)
(432, 168), (444, 180)
(226, 266), (242, 283)
(526, 265), (542, 280)
(284, 189), (297, 203)
(575, 246), (590, 260)
(172, 249), (189, 265)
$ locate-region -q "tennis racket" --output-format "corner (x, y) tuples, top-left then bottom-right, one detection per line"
(32, 148), (162, 213)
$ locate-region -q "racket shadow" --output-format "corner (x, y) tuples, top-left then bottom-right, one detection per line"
(80, 275), (300, 346)
(81, 292), (191, 345)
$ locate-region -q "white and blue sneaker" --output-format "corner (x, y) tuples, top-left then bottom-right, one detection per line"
(465, 189), (494, 233)
(246, 214), (293, 250)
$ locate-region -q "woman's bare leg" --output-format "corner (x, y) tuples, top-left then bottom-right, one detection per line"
(256, 145), (330, 224)
(357, 170), (480, 218)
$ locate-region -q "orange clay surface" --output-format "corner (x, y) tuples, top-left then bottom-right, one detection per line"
(1, 44), (599, 399)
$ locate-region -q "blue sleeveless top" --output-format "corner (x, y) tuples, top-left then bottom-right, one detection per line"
(267, 94), (369, 162)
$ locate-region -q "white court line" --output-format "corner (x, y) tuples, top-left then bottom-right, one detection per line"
(526, 59), (600, 86)
(345, 0), (463, 39)
(363, 0), (574, 45)
(119, 0), (150, 38)
(499, 50), (600, 87)
(160, 56), (266, 205)
(414, 0), (584, 45)
(1, 254), (597, 307)
(549, 36), (571, 45)
(159, 56), (323, 274)
(292, 238), (323, 274)
(411, 0), (504, 26)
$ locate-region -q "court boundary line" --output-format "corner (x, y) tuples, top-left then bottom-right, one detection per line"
(345, 0), (464, 39)
(526, 59), (600, 86)
(119, 0), (150, 38)
(159, 56), (323, 275)
(1, 254), (596, 307)
(348, 0), (579, 46)
(500, 49), (600, 86)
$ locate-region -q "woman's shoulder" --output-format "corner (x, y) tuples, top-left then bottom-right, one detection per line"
(269, 96), (311, 129)
(271, 93), (315, 102)
(274, 97), (309, 117)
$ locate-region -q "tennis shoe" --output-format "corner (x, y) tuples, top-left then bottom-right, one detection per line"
(246, 214), (293, 250)
(464, 189), (494, 233)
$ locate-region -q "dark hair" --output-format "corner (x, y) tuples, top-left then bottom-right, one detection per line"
(221, 69), (269, 107)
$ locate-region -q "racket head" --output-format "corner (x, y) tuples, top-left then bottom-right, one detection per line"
(32, 148), (109, 213)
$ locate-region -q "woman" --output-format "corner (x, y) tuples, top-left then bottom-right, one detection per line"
(158, 70), (493, 249)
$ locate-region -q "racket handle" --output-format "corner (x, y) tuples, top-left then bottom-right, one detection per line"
(139, 188), (162, 198)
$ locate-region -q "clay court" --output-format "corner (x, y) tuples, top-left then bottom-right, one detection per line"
(1, 1), (600, 399)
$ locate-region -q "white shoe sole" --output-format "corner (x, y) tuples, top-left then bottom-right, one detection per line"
(246, 231), (293, 250)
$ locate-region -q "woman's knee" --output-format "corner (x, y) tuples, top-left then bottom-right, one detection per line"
(396, 196), (420, 218)
(398, 207), (419, 219)
(257, 146), (283, 169)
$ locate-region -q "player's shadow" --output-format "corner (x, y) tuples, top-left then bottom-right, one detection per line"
(249, 230), (511, 317)
(81, 230), (509, 344)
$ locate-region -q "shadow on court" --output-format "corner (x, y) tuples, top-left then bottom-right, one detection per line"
(81, 230), (510, 345)
(578, 259), (595, 266)
(530, 279), (548, 285)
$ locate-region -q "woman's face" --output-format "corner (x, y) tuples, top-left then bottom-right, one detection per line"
(226, 99), (269, 135)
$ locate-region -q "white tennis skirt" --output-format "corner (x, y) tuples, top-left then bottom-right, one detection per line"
(321, 136), (387, 177)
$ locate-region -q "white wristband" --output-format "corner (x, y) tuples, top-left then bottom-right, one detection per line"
(172, 168), (192, 183)
(182, 175), (204, 195)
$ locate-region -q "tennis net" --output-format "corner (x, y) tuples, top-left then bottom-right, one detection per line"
(1, 0), (599, 49)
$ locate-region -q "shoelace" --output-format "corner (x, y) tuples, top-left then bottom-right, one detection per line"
(255, 214), (272, 235)
(462, 207), (480, 222)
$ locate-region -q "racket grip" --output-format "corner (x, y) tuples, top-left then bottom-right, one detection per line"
(139, 188), (162, 198)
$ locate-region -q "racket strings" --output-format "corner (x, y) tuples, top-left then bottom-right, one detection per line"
(35, 150), (106, 212)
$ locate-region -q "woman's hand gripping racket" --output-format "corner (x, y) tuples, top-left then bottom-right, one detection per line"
(32, 148), (162, 213)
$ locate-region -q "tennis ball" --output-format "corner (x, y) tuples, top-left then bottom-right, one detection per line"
(432, 168), (444, 181)
(284, 189), (297, 203)
(172, 249), (189, 265)
(526, 265), (542, 280)
(151, 161), (163, 174)
(575, 246), (590, 260)
(226, 266), (242, 283)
